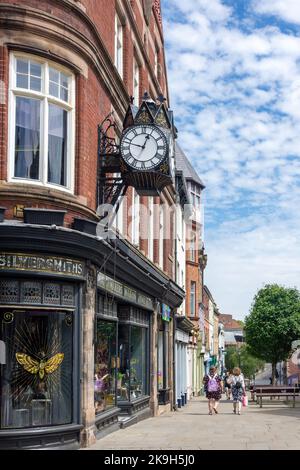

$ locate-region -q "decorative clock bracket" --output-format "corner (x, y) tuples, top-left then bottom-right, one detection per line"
(97, 112), (127, 222)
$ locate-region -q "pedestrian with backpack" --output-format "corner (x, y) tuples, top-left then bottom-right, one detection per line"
(229, 367), (246, 415)
(203, 366), (223, 415)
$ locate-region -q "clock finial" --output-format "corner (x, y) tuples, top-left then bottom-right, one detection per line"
(157, 94), (166, 104)
(142, 90), (151, 101)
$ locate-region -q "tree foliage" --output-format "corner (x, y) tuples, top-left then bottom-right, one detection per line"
(225, 345), (264, 378)
(245, 284), (300, 369)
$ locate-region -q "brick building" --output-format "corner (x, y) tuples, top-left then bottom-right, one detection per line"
(175, 143), (206, 399)
(0, 0), (184, 449)
(219, 314), (245, 348)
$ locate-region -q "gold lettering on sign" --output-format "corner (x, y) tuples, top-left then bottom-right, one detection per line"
(0, 253), (85, 277)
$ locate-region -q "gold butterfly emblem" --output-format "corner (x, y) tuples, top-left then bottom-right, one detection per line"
(16, 353), (64, 380)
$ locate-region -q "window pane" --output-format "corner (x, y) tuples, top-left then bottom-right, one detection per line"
(16, 59), (29, 74)
(94, 320), (117, 414)
(16, 74), (28, 89)
(14, 97), (40, 180)
(0, 309), (73, 428)
(61, 73), (69, 89)
(48, 104), (68, 186)
(60, 87), (69, 102)
(130, 326), (147, 399)
(157, 330), (164, 390)
(30, 62), (41, 78)
(30, 77), (41, 92)
(118, 324), (130, 401)
(49, 82), (59, 98)
(49, 67), (59, 84)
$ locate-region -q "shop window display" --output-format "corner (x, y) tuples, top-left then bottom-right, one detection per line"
(118, 324), (148, 401)
(94, 320), (117, 413)
(0, 309), (73, 429)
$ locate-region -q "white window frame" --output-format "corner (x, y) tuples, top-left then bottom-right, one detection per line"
(159, 204), (164, 269)
(133, 58), (140, 106)
(190, 281), (196, 317)
(132, 189), (140, 246)
(190, 232), (196, 262)
(115, 15), (123, 78)
(8, 53), (75, 193)
(148, 197), (154, 261)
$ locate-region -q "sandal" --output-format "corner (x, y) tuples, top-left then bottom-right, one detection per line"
(209, 411), (212, 415)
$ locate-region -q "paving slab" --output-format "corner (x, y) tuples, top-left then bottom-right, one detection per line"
(85, 396), (300, 450)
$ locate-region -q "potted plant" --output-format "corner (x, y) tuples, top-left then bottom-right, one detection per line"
(0, 207), (6, 223)
(72, 217), (98, 236)
(23, 208), (67, 226)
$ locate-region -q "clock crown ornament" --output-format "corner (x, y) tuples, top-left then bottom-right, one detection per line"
(120, 91), (176, 196)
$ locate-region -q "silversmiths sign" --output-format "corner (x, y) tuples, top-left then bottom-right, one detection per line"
(0, 253), (85, 278)
(97, 273), (153, 310)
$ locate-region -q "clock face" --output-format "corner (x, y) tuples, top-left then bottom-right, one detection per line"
(120, 125), (168, 171)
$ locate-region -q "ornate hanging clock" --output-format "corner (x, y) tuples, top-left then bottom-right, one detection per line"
(120, 124), (168, 171)
(119, 92), (176, 196)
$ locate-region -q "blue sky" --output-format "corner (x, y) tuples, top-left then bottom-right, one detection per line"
(162, 0), (300, 319)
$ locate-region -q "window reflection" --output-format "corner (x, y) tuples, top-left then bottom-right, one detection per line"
(0, 310), (73, 429)
(118, 324), (148, 402)
(14, 97), (40, 180)
(94, 320), (117, 413)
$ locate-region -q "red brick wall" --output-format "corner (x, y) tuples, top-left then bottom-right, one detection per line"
(0, 0), (174, 277)
(0, 45), (8, 182)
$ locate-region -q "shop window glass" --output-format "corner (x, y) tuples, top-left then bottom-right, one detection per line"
(157, 330), (164, 390)
(118, 324), (148, 401)
(130, 326), (147, 399)
(94, 320), (117, 414)
(0, 309), (73, 429)
(14, 97), (40, 180)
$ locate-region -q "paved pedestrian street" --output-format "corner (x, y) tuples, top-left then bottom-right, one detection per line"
(88, 396), (300, 450)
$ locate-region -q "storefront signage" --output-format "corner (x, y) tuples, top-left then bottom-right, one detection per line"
(175, 330), (189, 344)
(162, 304), (171, 322)
(0, 253), (85, 278)
(97, 273), (153, 310)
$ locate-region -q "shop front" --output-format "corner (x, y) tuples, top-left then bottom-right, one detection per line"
(0, 225), (184, 448)
(157, 304), (171, 412)
(175, 315), (194, 408)
(96, 272), (153, 428)
(0, 252), (84, 449)
(175, 329), (188, 408)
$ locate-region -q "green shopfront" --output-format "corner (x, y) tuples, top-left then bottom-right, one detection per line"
(96, 273), (153, 426)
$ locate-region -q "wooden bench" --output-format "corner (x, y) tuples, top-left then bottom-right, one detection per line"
(255, 386), (300, 408)
(250, 384), (275, 402)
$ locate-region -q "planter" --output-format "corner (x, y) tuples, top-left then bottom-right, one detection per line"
(72, 217), (98, 235)
(0, 207), (6, 223)
(23, 208), (66, 226)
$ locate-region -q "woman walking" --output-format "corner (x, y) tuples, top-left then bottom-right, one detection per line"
(224, 370), (232, 400)
(203, 366), (222, 415)
(230, 367), (246, 415)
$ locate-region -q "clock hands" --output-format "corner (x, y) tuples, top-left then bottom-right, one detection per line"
(141, 135), (151, 150)
(123, 139), (144, 149)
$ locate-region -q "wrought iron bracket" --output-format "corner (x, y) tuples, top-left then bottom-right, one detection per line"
(97, 113), (127, 213)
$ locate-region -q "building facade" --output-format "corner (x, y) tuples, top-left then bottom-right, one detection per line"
(175, 144), (206, 399)
(0, 0), (186, 449)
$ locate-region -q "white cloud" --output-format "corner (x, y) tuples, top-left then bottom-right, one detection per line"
(163, 0), (300, 317)
(253, 0), (300, 25)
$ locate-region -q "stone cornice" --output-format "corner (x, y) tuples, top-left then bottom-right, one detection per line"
(0, 182), (98, 219)
(0, 2), (129, 116)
